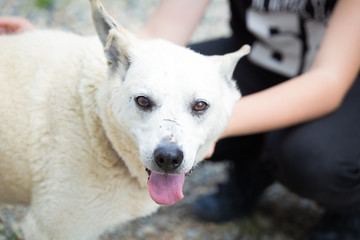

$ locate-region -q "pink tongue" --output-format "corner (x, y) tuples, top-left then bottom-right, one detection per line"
(148, 172), (185, 205)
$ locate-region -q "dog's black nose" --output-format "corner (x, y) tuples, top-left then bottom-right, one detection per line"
(154, 145), (184, 171)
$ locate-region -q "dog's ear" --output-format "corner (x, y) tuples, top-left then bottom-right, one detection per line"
(90, 0), (137, 74)
(211, 45), (251, 80)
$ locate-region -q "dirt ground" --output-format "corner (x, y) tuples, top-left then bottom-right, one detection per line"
(0, 0), (323, 239)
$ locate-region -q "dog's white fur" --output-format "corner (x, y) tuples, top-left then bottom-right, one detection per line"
(0, 0), (249, 239)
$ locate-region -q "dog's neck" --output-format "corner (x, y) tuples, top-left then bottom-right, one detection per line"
(78, 66), (148, 188)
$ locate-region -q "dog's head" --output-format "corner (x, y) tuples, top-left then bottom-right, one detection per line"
(90, 0), (249, 205)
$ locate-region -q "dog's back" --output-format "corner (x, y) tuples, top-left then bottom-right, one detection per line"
(0, 30), (105, 204)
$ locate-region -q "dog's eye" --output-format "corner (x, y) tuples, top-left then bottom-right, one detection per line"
(135, 96), (152, 109)
(192, 100), (208, 113)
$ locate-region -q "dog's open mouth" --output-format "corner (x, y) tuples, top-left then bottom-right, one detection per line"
(146, 168), (192, 205)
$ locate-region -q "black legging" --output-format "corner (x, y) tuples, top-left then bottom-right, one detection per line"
(190, 36), (360, 215)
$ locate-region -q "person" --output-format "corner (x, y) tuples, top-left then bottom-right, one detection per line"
(0, 16), (34, 35)
(138, 0), (360, 239)
(2, 1), (360, 239)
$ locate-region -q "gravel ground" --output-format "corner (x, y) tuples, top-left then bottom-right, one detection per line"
(0, 0), (323, 239)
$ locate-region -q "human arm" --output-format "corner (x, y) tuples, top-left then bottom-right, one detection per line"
(0, 16), (34, 35)
(137, 0), (210, 45)
(221, 0), (360, 138)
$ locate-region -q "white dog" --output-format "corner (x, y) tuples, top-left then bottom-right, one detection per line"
(0, 0), (249, 239)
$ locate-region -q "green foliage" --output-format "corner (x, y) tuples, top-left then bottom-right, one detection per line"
(0, 225), (20, 240)
(35, 0), (55, 9)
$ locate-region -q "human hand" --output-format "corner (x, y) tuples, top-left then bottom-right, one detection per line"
(205, 142), (216, 159)
(0, 16), (34, 35)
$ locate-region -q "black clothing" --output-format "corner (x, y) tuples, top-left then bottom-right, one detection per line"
(190, 32), (360, 215)
(229, 0), (336, 77)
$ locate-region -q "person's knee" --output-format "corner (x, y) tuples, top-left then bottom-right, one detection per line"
(270, 128), (360, 211)
(273, 130), (329, 196)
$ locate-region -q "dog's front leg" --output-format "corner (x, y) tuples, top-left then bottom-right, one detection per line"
(23, 208), (98, 240)
(22, 211), (50, 240)
(22, 199), (106, 240)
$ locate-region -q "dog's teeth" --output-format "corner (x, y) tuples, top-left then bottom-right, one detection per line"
(145, 168), (151, 177)
(185, 168), (194, 177)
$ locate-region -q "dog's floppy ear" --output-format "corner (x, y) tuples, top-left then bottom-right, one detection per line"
(211, 45), (251, 80)
(90, 0), (137, 74)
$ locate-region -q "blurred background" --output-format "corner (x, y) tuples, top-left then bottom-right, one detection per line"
(0, 0), (230, 41)
(0, 0), (322, 239)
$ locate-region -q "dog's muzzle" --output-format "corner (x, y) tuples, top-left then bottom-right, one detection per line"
(146, 142), (188, 205)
